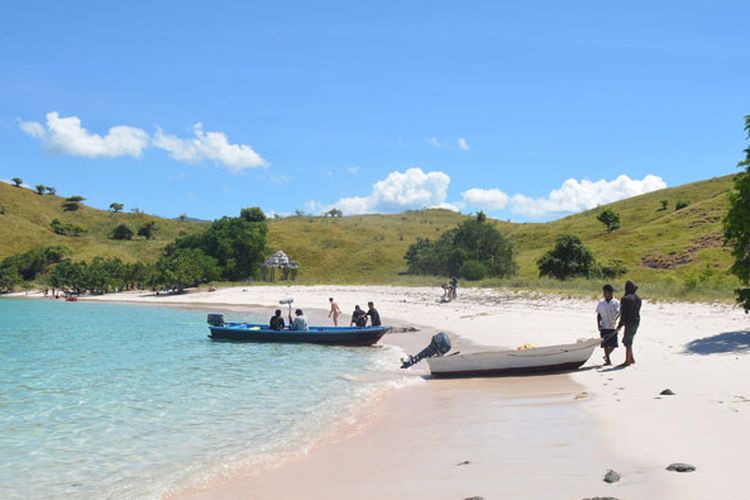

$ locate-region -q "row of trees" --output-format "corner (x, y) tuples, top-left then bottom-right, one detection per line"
(110, 222), (157, 240)
(43, 251), (220, 295)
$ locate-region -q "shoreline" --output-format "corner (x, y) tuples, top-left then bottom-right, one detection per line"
(6, 285), (750, 498)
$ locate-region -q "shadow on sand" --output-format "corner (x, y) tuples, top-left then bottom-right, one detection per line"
(684, 331), (750, 355)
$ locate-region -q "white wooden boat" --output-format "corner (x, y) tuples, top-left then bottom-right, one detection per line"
(426, 337), (601, 378)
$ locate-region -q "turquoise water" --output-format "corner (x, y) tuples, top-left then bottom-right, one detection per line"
(0, 299), (411, 499)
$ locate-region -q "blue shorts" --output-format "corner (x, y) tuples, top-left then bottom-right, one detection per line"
(600, 329), (617, 349)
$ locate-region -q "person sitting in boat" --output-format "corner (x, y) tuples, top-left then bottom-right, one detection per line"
(350, 305), (367, 327)
(269, 309), (285, 330)
(289, 308), (309, 331)
(365, 301), (381, 327)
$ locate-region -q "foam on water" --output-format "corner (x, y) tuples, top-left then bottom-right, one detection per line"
(0, 299), (419, 499)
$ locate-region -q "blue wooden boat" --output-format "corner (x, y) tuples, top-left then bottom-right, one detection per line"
(207, 315), (390, 346)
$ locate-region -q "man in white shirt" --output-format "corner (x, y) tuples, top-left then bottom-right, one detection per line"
(289, 308), (309, 331)
(596, 284), (620, 366)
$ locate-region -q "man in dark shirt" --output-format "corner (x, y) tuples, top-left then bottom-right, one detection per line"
(269, 309), (285, 330)
(616, 280), (642, 367)
(350, 305), (367, 327)
(365, 301), (381, 327)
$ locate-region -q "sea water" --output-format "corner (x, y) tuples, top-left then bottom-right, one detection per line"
(0, 299), (414, 499)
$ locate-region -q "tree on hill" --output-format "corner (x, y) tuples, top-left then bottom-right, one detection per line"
(110, 202), (124, 213)
(405, 217), (516, 279)
(11, 177), (22, 187)
(596, 208), (621, 233)
(325, 208), (343, 218)
(137, 221), (157, 240)
(476, 211), (487, 223)
(110, 223), (134, 240)
(724, 114), (750, 311)
(177, 213), (188, 222)
(35, 184), (46, 195)
(62, 196), (85, 212)
(537, 234), (595, 280)
(659, 199), (668, 211)
(240, 207), (267, 224)
(45, 186), (56, 195)
(166, 207), (268, 281)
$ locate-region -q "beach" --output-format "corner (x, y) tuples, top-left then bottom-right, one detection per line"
(80, 285), (750, 499)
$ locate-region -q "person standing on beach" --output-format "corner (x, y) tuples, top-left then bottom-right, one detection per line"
(328, 297), (342, 326)
(616, 280), (642, 367)
(596, 284), (620, 366)
(365, 301), (381, 327)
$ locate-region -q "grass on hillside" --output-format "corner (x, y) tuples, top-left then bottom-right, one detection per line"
(265, 174), (739, 302)
(1, 174), (741, 304)
(0, 182), (206, 263)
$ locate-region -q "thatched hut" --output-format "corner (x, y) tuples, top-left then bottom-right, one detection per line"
(262, 250), (300, 281)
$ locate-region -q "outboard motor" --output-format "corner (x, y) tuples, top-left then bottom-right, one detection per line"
(207, 314), (224, 326)
(400, 332), (452, 369)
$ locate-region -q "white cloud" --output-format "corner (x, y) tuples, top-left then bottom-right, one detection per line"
(319, 167), (454, 215)
(153, 123), (267, 172)
(457, 137), (470, 150)
(347, 165), (361, 174)
(509, 174), (667, 218)
(462, 187), (510, 210)
(19, 112), (149, 158)
(427, 136), (445, 148)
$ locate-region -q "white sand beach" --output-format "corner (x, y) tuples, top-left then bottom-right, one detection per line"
(81, 285), (750, 499)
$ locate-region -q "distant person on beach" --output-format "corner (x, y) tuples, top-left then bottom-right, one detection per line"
(617, 280), (642, 367)
(350, 305), (367, 327)
(365, 301), (381, 326)
(328, 297), (342, 326)
(289, 308), (309, 331)
(596, 284), (620, 366)
(270, 309), (285, 330)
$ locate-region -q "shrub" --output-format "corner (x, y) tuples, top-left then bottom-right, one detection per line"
(50, 219), (85, 237)
(537, 234), (595, 280)
(675, 200), (691, 211)
(659, 199), (668, 211)
(460, 260), (487, 281)
(137, 221), (157, 240)
(599, 259), (629, 279)
(110, 224), (134, 240)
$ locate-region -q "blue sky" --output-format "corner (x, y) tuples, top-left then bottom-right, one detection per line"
(1, 1), (748, 221)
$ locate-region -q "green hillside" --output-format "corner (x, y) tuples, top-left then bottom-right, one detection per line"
(265, 174), (738, 299)
(0, 182), (207, 262)
(0, 174), (739, 300)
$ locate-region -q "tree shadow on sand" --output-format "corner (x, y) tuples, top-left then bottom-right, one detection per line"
(684, 331), (750, 355)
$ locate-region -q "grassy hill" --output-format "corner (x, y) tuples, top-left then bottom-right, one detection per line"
(266, 174), (738, 300)
(0, 174), (739, 300)
(0, 182), (206, 263)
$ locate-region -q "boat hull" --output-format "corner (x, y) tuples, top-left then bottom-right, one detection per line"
(427, 338), (600, 378)
(208, 323), (390, 346)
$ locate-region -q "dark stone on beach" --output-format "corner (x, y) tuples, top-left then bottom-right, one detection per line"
(457, 460), (471, 466)
(603, 469), (621, 483)
(464, 497), (484, 500)
(582, 497), (619, 500)
(660, 389), (676, 396)
(666, 463), (696, 472)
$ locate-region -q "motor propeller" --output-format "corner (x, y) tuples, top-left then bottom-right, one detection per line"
(400, 332), (452, 369)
